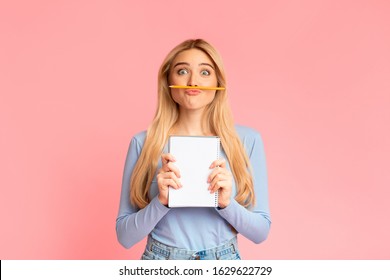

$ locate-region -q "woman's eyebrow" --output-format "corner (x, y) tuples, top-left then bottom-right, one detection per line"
(173, 62), (190, 68)
(173, 62), (215, 69)
(199, 63), (215, 69)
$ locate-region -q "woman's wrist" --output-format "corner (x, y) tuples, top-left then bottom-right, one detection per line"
(157, 194), (169, 207)
(218, 199), (231, 209)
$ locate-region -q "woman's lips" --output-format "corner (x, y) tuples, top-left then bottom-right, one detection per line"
(184, 89), (201, 96)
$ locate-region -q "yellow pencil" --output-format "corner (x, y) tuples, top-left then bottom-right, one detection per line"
(169, 85), (225, 90)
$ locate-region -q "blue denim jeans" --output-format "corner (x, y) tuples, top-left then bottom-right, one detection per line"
(141, 235), (241, 260)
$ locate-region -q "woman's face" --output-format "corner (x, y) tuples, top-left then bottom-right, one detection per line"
(168, 48), (218, 112)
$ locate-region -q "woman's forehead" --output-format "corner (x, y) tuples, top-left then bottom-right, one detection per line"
(172, 48), (214, 65)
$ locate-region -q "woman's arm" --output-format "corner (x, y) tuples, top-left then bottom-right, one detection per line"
(216, 129), (271, 244)
(115, 136), (170, 249)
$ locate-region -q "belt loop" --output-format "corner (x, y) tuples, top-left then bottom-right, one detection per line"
(231, 243), (236, 254)
(147, 236), (152, 251)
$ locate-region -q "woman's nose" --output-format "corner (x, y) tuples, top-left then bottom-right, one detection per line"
(187, 73), (198, 86)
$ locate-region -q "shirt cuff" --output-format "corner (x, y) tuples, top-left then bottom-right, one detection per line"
(150, 196), (171, 214)
(216, 199), (239, 215)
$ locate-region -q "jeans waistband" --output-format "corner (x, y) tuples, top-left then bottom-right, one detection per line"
(143, 235), (240, 260)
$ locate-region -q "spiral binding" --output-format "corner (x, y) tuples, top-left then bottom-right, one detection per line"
(215, 137), (220, 207)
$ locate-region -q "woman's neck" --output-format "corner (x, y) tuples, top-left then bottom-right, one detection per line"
(172, 109), (213, 136)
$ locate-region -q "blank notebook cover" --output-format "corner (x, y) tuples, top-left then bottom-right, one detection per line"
(168, 136), (220, 207)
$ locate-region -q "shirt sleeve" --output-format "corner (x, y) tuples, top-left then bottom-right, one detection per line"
(115, 136), (170, 249)
(216, 130), (271, 244)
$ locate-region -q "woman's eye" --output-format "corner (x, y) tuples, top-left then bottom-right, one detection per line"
(178, 69), (188, 75)
(200, 70), (210, 76)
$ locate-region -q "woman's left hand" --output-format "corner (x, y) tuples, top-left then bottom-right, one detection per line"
(208, 158), (233, 209)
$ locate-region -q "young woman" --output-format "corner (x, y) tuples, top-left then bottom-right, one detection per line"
(116, 39), (271, 260)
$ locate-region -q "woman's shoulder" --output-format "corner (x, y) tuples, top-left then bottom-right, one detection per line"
(234, 125), (265, 156)
(234, 124), (263, 141)
(130, 130), (147, 147)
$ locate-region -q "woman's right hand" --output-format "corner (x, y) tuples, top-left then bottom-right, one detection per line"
(156, 153), (182, 206)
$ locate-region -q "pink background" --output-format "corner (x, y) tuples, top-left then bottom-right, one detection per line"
(1, 0), (389, 259)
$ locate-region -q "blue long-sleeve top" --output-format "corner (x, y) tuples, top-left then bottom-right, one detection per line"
(116, 125), (271, 251)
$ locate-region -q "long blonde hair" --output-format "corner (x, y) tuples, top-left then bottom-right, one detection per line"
(130, 39), (255, 209)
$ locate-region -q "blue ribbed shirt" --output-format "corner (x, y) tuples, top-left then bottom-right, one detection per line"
(116, 125), (271, 251)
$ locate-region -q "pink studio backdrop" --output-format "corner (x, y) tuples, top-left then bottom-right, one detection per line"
(1, 0), (389, 259)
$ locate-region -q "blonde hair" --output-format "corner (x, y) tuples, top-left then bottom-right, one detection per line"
(130, 39), (255, 209)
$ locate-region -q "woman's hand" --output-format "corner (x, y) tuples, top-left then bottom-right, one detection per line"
(156, 153), (182, 206)
(208, 158), (233, 209)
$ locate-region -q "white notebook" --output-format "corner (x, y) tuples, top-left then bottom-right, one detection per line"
(168, 136), (220, 207)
